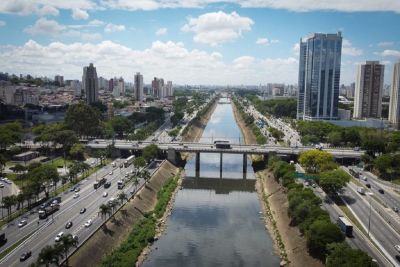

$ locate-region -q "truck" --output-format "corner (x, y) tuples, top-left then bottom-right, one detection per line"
(357, 187), (365, 195)
(337, 216), (353, 237)
(124, 155), (135, 168)
(94, 177), (107, 189)
(214, 140), (231, 149)
(117, 180), (125, 189)
(0, 233), (7, 246)
(38, 203), (60, 219)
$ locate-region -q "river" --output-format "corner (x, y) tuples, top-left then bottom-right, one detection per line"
(142, 99), (280, 266)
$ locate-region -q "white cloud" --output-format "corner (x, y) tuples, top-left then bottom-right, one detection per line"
(0, 0), (96, 16)
(0, 39), (300, 85)
(342, 39), (363, 56)
(104, 23), (126, 32)
(0, 20), (5, 27)
(256, 38), (279, 45)
(256, 38), (268, 45)
(99, 0), (400, 13)
(381, 50), (400, 57)
(24, 18), (66, 35)
(292, 43), (300, 56)
(181, 11), (254, 46)
(72, 8), (89, 20)
(89, 19), (104, 26)
(377, 41), (394, 47)
(156, 27), (167, 36)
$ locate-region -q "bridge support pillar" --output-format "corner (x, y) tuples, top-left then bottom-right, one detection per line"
(167, 148), (180, 165)
(263, 154), (269, 164)
(219, 153), (223, 178)
(195, 152), (200, 177)
(243, 153), (247, 174)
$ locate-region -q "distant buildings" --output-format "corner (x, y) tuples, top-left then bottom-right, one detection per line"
(82, 63), (98, 104)
(134, 72), (144, 102)
(54, 75), (64, 86)
(389, 61), (400, 128)
(297, 32), (342, 120)
(353, 61), (384, 119)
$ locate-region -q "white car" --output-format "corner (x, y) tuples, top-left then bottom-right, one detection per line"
(55, 232), (64, 242)
(18, 219), (28, 228)
(361, 176), (368, 181)
(109, 171), (113, 175)
(395, 245), (400, 253)
(103, 192), (108, 197)
(84, 219), (92, 227)
(0, 183), (4, 188)
(73, 193), (80, 199)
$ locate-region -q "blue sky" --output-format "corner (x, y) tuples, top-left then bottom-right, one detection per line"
(0, 1), (399, 85)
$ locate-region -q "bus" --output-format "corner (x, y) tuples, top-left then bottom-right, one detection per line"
(124, 155), (135, 168)
(214, 140), (231, 149)
(337, 216), (353, 237)
(94, 177), (107, 189)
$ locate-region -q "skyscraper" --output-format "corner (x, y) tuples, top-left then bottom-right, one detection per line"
(353, 61), (384, 119)
(134, 72), (143, 101)
(297, 32), (342, 120)
(389, 61), (400, 128)
(82, 63), (98, 104)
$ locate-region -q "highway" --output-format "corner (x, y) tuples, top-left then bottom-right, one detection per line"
(0, 159), (158, 266)
(340, 183), (400, 266)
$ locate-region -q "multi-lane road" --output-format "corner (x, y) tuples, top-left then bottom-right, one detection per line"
(0, 159), (158, 266)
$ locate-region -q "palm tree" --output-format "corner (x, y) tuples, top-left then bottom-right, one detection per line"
(133, 177), (140, 192)
(2, 195), (17, 218)
(59, 234), (78, 266)
(37, 245), (62, 267)
(108, 200), (118, 215)
(141, 170), (151, 184)
(117, 192), (128, 205)
(98, 204), (110, 219)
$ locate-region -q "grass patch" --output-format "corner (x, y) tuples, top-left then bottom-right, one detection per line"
(100, 175), (179, 267)
(392, 179), (400, 185)
(0, 231), (34, 260)
(46, 158), (73, 169)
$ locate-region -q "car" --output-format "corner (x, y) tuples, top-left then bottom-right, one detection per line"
(65, 221), (73, 229)
(72, 235), (79, 241)
(104, 181), (111, 188)
(361, 176), (368, 181)
(74, 187), (80, 192)
(353, 147), (360, 151)
(103, 192), (108, 197)
(70, 186), (77, 192)
(109, 171), (113, 175)
(393, 207), (399, 213)
(395, 245), (400, 253)
(20, 251), (32, 262)
(55, 232), (64, 242)
(84, 219), (92, 227)
(18, 219), (28, 228)
(80, 208), (86, 214)
(125, 174), (129, 178)
(378, 188), (384, 194)
(73, 193), (80, 198)
(366, 183), (371, 188)
(0, 183), (4, 188)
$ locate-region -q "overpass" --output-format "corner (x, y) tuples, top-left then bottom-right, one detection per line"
(87, 139), (364, 176)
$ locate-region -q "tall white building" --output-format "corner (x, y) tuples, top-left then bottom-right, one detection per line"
(82, 63), (98, 104)
(297, 32), (342, 120)
(134, 72), (143, 101)
(166, 81), (173, 97)
(389, 61), (400, 128)
(353, 61), (384, 119)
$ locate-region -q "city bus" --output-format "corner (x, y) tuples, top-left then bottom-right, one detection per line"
(214, 140), (231, 149)
(124, 155), (135, 168)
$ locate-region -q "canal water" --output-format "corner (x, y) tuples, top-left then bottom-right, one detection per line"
(142, 99), (280, 267)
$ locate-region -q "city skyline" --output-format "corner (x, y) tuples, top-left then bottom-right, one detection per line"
(0, 1), (400, 85)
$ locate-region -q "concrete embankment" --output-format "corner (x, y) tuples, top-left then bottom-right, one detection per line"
(232, 101), (323, 267)
(68, 161), (180, 267)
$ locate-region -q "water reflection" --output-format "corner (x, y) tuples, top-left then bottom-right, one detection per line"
(142, 100), (280, 267)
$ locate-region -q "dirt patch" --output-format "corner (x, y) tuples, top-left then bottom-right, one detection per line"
(232, 100), (322, 267)
(68, 161), (180, 267)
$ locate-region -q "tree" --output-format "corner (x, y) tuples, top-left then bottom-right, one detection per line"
(326, 242), (378, 267)
(12, 163), (26, 173)
(299, 150), (335, 173)
(37, 244), (62, 267)
(142, 144), (159, 162)
(117, 192), (128, 205)
(306, 219), (345, 258)
(133, 156), (146, 168)
(2, 195), (17, 217)
(319, 169), (350, 196)
(141, 170), (151, 184)
(0, 154), (7, 175)
(108, 116), (134, 138)
(373, 153), (400, 181)
(327, 131), (342, 147)
(70, 143), (85, 161)
(0, 121), (22, 149)
(98, 204), (110, 219)
(59, 234), (78, 266)
(65, 102), (101, 138)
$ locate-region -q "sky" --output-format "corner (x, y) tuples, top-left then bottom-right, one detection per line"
(0, 0), (400, 85)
